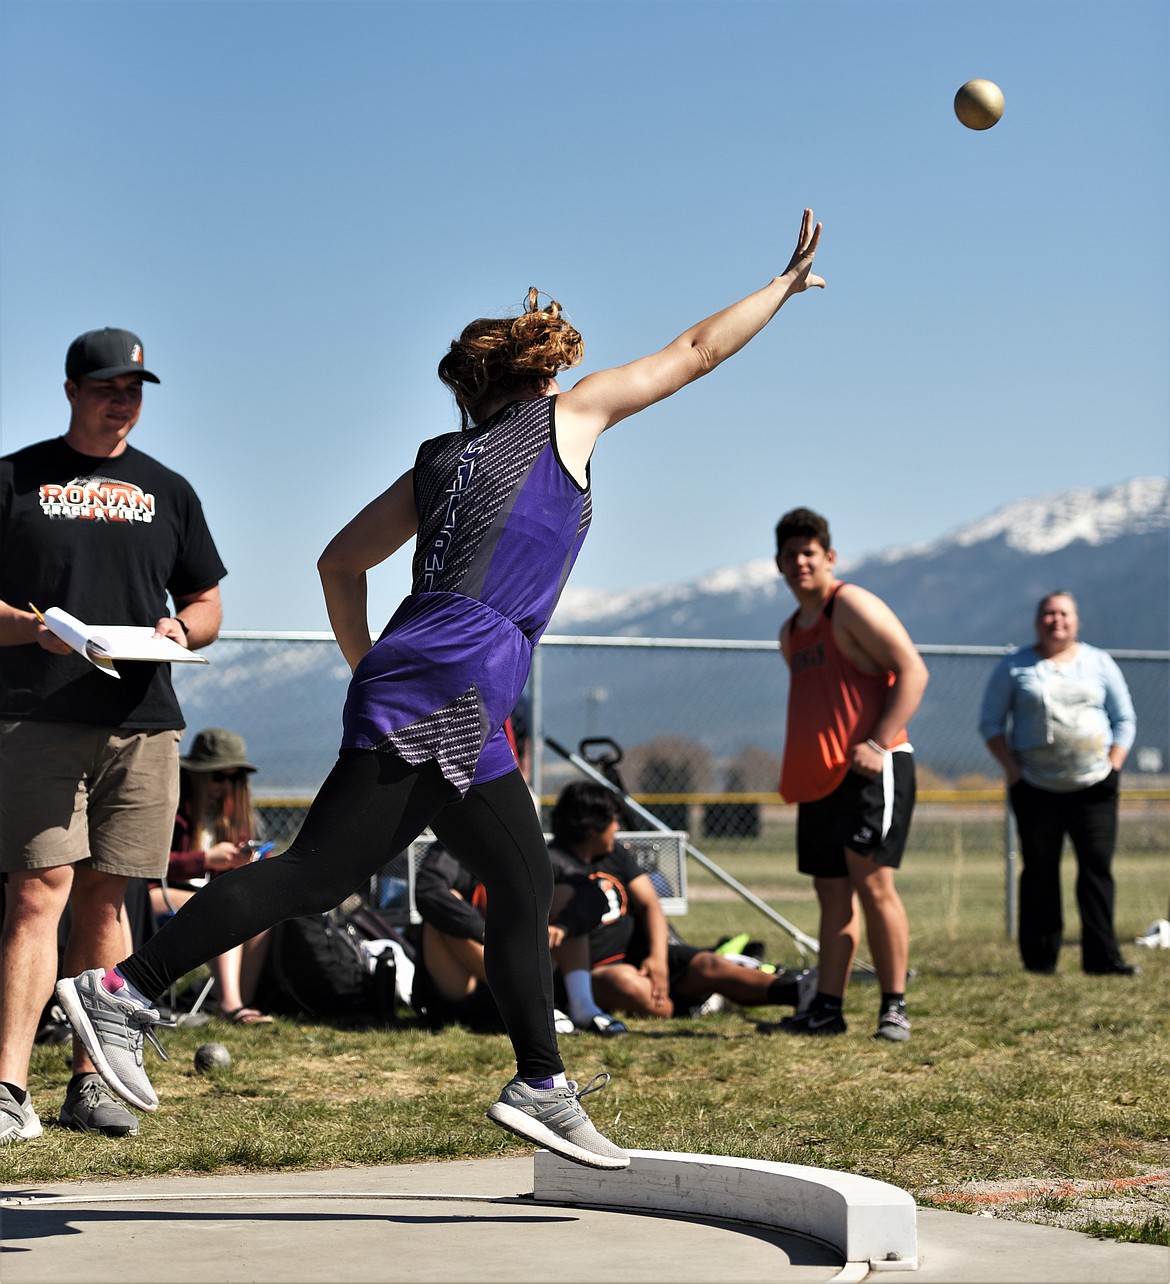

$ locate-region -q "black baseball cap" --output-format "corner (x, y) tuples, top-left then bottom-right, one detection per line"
(65, 328), (160, 384)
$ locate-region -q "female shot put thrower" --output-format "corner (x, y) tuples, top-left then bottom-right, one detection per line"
(545, 735), (877, 977)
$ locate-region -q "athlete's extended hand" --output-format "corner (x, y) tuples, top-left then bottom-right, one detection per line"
(782, 208), (825, 293)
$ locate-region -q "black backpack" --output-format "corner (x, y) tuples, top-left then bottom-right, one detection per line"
(254, 907), (411, 1021)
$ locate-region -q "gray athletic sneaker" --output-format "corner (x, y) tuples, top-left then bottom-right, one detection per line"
(59, 1073), (140, 1136)
(487, 1072), (630, 1170)
(55, 969), (173, 1112)
(874, 1006), (912, 1043)
(0, 1083), (42, 1144)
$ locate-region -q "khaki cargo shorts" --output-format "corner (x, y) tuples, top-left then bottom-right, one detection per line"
(0, 720), (180, 878)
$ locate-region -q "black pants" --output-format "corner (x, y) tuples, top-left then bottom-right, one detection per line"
(122, 751), (562, 1079)
(1009, 772), (1124, 973)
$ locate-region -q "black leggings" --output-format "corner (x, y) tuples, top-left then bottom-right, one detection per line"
(121, 751), (563, 1079)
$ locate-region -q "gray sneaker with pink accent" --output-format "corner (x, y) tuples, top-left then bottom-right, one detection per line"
(56, 969), (173, 1112)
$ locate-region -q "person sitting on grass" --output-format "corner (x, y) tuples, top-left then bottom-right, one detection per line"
(412, 839), (627, 1036)
(547, 782), (817, 1020)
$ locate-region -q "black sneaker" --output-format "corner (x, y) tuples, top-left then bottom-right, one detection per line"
(576, 1012), (628, 1037)
(759, 1007), (847, 1036)
(59, 1073), (140, 1136)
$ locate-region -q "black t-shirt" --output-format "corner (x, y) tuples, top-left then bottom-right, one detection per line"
(0, 437), (227, 728)
(548, 840), (645, 967)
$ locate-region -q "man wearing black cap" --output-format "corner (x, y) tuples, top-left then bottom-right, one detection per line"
(0, 328), (227, 1143)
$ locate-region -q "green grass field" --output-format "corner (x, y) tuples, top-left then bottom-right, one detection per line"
(11, 808), (1169, 1243)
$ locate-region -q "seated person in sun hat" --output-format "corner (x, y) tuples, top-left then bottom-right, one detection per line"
(149, 728), (275, 1025)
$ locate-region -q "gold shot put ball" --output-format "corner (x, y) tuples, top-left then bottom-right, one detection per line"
(954, 79), (1004, 130)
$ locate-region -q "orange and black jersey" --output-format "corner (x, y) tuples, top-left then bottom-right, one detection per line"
(779, 582), (907, 804)
(548, 841), (645, 967)
(416, 840), (605, 945)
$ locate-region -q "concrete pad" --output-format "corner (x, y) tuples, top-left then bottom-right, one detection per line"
(534, 1148), (918, 1270)
(0, 1158), (843, 1283)
(2, 1156), (1167, 1283)
(908, 1208), (1170, 1284)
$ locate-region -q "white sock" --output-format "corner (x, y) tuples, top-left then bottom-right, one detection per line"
(564, 970), (604, 1026)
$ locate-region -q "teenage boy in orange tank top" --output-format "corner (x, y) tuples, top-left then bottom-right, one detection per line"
(769, 508), (928, 1042)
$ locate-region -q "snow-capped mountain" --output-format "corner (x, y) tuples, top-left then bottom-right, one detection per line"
(551, 559), (781, 638)
(942, 476), (1168, 555)
(551, 477), (1169, 649)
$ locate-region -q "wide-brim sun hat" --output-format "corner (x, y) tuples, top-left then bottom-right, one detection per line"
(180, 727), (257, 773)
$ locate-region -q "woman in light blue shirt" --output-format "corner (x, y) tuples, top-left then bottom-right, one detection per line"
(979, 591), (1137, 976)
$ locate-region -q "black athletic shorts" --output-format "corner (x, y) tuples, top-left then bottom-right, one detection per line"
(796, 750), (916, 878)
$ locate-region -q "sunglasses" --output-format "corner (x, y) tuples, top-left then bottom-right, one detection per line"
(210, 770), (245, 783)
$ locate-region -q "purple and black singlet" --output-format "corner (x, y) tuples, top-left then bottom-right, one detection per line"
(121, 397), (583, 1079)
(342, 395), (590, 793)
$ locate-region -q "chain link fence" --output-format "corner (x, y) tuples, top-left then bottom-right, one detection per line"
(172, 635), (1170, 877)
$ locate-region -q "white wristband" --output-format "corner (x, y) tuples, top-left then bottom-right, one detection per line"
(866, 739), (889, 756)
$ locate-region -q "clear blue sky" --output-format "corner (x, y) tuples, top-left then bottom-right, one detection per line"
(2, 1), (1166, 632)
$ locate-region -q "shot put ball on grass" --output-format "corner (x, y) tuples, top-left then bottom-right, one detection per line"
(954, 79), (1004, 130)
(194, 1042), (232, 1073)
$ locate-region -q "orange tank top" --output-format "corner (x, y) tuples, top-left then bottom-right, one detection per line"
(778, 584), (907, 803)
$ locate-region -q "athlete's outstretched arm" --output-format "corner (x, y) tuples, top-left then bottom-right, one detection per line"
(318, 470), (418, 671)
(555, 208), (824, 471)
